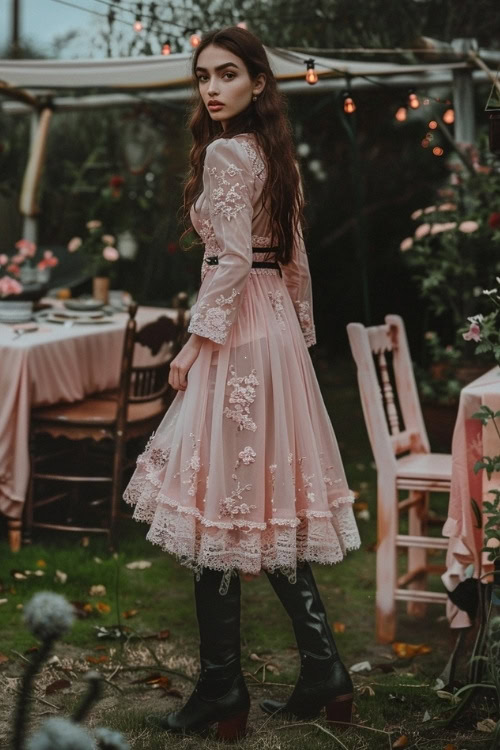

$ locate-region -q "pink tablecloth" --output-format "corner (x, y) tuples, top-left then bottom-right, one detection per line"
(442, 366), (500, 627)
(0, 306), (177, 520)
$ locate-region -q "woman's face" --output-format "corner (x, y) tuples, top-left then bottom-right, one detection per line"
(195, 44), (265, 130)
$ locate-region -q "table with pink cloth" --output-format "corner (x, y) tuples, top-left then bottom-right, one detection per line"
(0, 305), (178, 523)
(442, 366), (500, 627)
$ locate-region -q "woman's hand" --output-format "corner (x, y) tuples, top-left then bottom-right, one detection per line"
(168, 334), (204, 391)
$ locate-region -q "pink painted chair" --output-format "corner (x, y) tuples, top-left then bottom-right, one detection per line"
(347, 315), (452, 643)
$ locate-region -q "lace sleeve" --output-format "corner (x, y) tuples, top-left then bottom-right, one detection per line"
(188, 138), (254, 345)
(281, 224), (316, 347)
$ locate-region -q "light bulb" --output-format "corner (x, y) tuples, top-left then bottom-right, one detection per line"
(237, 21), (248, 29)
(190, 31), (201, 48)
(395, 106), (407, 122)
(421, 138), (430, 148)
(408, 91), (420, 109)
(162, 42), (171, 55)
(432, 146), (444, 156)
(133, 18), (143, 32)
(428, 120), (438, 130)
(443, 108), (455, 124)
(343, 94), (356, 114)
(304, 59), (318, 85)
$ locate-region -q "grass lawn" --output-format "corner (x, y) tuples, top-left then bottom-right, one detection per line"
(0, 357), (495, 749)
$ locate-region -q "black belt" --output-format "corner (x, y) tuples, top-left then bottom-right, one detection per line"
(204, 246), (281, 275)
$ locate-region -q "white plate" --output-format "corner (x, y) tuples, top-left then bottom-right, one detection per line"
(43, 314), (114, 325)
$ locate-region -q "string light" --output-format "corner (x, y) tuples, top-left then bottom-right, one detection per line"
(443, 108), (455, 124)
(421, 138), (430, 148)
(428, 120), (438, 129)
(237, 21), (248, 29)
(342, 91), (356, 114)
(433, 146), (444, 156)
(304, 59), (318, 85)
(133, 16), (143, 32)
(190, 30), (202, 47)
(161, 40), (171, 55)
(408, 90), (420, 109)
(395, 106), (407, 122)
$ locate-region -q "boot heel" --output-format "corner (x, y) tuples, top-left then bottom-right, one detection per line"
(216, 710), (249, 741)
(325, 693), (353, 726)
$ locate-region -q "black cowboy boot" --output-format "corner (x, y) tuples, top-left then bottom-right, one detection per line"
(260, 562), (353, 724)
(148, 568), (250, 741)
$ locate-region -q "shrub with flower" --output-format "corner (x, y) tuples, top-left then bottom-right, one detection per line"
(0, 240), (59, 298)
(67, 220), (120, 278)
(462, 283), (500, 367)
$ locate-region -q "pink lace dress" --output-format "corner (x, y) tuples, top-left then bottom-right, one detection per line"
(124, 134), (361, 575)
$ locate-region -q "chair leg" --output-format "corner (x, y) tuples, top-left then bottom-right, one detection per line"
(407, 491), (428, 617)
(376, 476), (398, 643)
(109, 437), (126, 550)
(24, 432), (35, 545)
(8, 519), (22, 552)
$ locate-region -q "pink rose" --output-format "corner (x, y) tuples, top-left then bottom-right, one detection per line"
(86, 220), (102, 230)
(0, 276), (23, 296)
(430, 222), (457, 234)
(399, 237), (413, 252)
(67, 237), (82, 252)
(15, 239), (36, 257)
(438, 203), (457, 211)
(458, 220), (479, 233)
(43, 249), (54, 259)
(410, 209), (423, 220)
(462, 322), (481, 342)
(103, 246), (119, 261)
(423, 205), (437, 214)
(12, 254), (25, 264)
(0, 254), (7, 265)
(414, 223), (431, 239)
(102, 234), (115, 245)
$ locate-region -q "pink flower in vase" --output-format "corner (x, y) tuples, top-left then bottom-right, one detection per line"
(103, 246), (119, 262)
(86, 220), (102, 230)
(458, 220), (479, 233)
(0, 254), (8, 265)
(15, 239), (36, 257)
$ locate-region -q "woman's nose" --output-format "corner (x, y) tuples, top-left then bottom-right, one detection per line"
(207, 79), (219, 96)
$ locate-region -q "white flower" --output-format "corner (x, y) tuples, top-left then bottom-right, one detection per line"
(467, 314), (484, 324)
(399, 237), (413, 252)
(414, 222), (431, 239)
(423, 205), (437, 214)
(297, 142), (311, 157)
(27, 718), (94, 750)
(483, 289), (498, 296)
(410, 208), (423, 220)
(308, 159), (322, 173)
(458, 220), (479, 233)
(94, 727), (130, 750)
(23, 592), (75, 641)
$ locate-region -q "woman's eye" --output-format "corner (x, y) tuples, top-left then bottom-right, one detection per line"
(223, 73), (235, 80)
(197, 76), (208, 83)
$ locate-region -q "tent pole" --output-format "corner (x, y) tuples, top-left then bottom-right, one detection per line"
(451, 38), (478, 146)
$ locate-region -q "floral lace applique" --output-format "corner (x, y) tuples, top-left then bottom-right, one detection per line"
(181, 433), (201, 497)
(224, 366), (259, 432)
(237, 139), (266, 178)
(188, 288), (240, 345)
(236, 446), (257, 467)
(295, 300), (316, 347)
(208, 164), (248, 221)
(219, 482), (256, 518)
(268, 291), (286, 330)
(137, 433), (171, 472)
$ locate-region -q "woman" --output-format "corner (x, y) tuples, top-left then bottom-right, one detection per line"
(124, 26), (360, 741)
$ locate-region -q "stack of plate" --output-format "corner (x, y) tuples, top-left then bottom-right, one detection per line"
(0, 300), (34, 324)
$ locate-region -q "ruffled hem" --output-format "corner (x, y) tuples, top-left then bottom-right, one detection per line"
(123, 479), (361, 575)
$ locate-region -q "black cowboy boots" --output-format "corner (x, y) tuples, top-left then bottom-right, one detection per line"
(149, 568), (249, 740)
(261, 562), (353, 724)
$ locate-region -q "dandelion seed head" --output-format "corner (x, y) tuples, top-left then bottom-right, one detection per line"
(23, 592), (75, 641)
(27, 718), (95, 750)
(94, 727), (130, 750)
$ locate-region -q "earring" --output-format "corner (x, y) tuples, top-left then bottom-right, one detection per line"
(252, 95), (258, 102)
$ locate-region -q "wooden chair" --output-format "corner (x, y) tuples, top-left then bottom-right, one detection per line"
(24, 303), (186, 547)
(347, 314), (452, 643)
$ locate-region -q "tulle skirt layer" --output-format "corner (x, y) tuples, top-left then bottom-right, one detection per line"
(124, 269), (361, 575)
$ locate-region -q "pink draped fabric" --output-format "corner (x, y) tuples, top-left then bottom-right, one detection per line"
(0, 307), (172, 520)
(124, 134), (361, 575)
(442, 367), (500, 626)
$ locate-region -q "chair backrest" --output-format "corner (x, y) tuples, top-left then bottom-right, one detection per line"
(347, 314), (430, 472)
(115, 303), (187, 431)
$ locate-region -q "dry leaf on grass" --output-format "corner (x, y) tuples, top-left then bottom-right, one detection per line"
(332, 622), (346, 633)
(443, 745), (458, 750)
(0, 653), (9, 665)
(477, 718), (497, 732)
(156, 629), (170, 640)
(95, 602), (111, 614)
(45, 679), (71, 694)
(122, 609), (138, 619)
(392, 736), (408, 748)
(350, 661), (372, 673)
(54, 570), (67, 584)
(0, 599), (7, 605)
(86, 655), (109, 664)
(89, 585), (107, 597)
(357, 685), (375, 697)
(36, 559), (47, 568)
(125, 560), (152, 570)
(392, 642), (432, 658)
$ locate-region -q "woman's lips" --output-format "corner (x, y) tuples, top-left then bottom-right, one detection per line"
(208, 103), (224, 111)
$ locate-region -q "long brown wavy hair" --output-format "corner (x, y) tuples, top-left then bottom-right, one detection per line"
(182, 26), (304, 265)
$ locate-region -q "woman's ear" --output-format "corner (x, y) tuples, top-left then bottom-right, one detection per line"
(253, 73), (266, 97)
